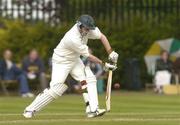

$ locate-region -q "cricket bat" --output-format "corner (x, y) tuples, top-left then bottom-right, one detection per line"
(106, 70), (113, 112)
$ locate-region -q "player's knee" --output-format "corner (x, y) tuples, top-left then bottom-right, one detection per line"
(80, 80), (88, 90)
(80, 80), (87, 86)
(45, 83), (68, 99)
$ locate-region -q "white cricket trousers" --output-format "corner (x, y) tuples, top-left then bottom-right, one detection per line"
(51, 58), (99, 112)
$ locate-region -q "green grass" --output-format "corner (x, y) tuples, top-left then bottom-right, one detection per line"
(1, 91), (180, 125)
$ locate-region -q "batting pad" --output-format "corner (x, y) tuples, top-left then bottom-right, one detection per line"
(82, 92), (91, 113)
(83, 92), (89, 103)
(50, 83), (68, 98)
(25, 84), (68, 112)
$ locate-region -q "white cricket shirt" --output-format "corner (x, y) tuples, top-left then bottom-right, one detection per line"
(52, 23), (101, 63)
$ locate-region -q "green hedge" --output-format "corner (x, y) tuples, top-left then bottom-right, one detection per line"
(0, 19), (63, 61)
(0, 16), (180, 88)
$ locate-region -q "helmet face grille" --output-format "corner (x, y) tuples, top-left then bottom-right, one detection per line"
(78, 15), (95, 30)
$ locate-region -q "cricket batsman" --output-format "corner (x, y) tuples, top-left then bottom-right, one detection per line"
(23, 14), (118, 118)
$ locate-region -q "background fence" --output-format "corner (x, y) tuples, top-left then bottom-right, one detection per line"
(0, 0), (180, 26)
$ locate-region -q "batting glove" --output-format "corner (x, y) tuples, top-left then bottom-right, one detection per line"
(108, 51), (119, 63)
(103, 62), (117, 71)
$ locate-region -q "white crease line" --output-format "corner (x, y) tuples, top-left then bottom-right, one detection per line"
(1, 118), (180, 124)
(1, 112), (180, 116)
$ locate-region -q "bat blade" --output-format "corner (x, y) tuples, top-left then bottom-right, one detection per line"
(106, 70), (113, 112)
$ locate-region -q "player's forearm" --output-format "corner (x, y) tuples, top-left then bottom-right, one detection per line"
(100, 33), (113, 54)
(87, 54), (103, 65)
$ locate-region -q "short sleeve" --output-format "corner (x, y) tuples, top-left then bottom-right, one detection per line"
(87, 27), (102, 39)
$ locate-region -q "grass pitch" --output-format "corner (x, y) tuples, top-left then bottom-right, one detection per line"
(0, 91), (180, 125)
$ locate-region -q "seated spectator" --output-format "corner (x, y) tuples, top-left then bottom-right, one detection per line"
(154, 50), (173, 94)
(22, 49), (48, 90)
(173, 57), (180, 84)
(0, 49), (34, 97)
